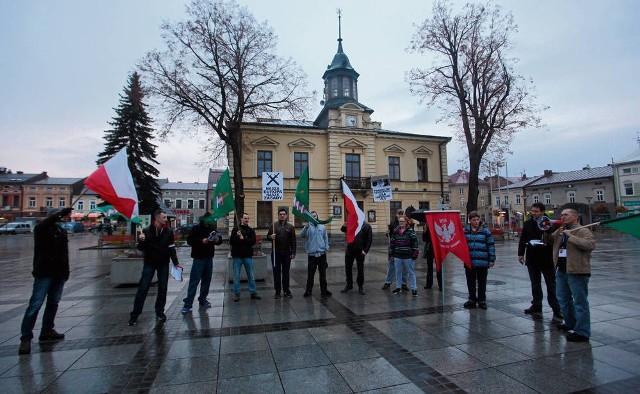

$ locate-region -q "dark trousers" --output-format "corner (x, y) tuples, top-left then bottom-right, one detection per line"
(131, 262), (169, 317)
(465, 266), (489, 302)
(527, 265), (560, 310)
(345, 252), (365, 288)
(272, 251), (291, 294)
(20, 277), (66, 341)
(306, 254), (328, 293)
(183, 257), (213, 308)
(426, 255), (442, 288)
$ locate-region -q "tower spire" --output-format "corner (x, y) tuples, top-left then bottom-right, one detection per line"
(337, 8), (343, 52)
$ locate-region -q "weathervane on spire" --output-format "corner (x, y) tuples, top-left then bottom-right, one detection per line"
(337, 8), (342, 43)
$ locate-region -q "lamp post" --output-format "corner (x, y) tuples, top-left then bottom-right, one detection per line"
(586, 196), (592, 224)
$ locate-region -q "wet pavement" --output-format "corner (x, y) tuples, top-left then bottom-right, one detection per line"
(1, 229), (639, 393)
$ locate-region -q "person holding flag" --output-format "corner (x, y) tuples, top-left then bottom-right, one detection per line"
(340, 179), (372, 295)
(267, 209), (296, 299)
(300, 211), (332, 298)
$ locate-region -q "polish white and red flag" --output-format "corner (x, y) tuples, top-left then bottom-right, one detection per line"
(424, 211), (471, 270)
(84, 148), (139, 223)
(341, 179), (365, 244)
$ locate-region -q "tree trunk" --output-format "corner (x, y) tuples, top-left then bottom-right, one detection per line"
(228, 126), (245, 215)
(467, 151), (482, 214)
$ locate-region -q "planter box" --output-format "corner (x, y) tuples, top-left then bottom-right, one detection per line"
(227, 253), (268, 283)
(111, 257), (157, 286)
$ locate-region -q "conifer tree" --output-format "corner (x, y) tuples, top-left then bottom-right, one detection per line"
(97, 72), (161, 215)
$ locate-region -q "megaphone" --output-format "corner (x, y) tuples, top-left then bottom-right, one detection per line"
(538, 216), (562, 231)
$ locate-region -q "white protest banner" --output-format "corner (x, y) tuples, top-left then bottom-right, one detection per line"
(371, 176), (393, 202)
(262, 172), (284, 201)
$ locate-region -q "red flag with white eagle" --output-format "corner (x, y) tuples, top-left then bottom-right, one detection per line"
(425, 211), (471, 270)
(84, 148), (140, 223)
(341, 179), (365, 243)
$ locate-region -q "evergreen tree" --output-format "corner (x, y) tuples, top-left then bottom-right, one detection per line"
(97, 72), (161, 215)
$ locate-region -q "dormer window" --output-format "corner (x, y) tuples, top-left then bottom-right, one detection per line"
(331, 79), (338, 97)
(343, 77), (350, 97)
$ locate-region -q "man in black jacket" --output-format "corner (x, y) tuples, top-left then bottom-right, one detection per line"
(19, 207), (73, 355)
(229, 213), (262, 302)
(341, 221), (373, 295)
(518, 203), (563, 320)
(181, 212), (222, 314)
(267, 209), (296, 298)
(129, 210), (182, 326)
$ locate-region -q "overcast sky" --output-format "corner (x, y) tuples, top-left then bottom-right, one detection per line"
(1, 0), (639, 183)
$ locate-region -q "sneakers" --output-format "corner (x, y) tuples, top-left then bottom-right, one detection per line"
(382, 283), (391, 290)
(303, 292), (312, 297)
(478, 302), (488, 310)
(283, 292), (292, 299)
(18, 340), (31, 355)
(463, 301), (477, 309)
(234, 294), (240, 302)
(567, 332), (589, 342)
(181, 306), (192, 314)
(199, 300), (212, 308)
(524, 306), (542, 314)
(128, 316), (138, 326)
(340, 286), (353, 293)
(274, 293), (281, 299)
(401, 284), (409, 291)
(391, 288), (402, 295)
(411, 290), (418, 297)
(250, 293), (262, 300)
(552, 310), (564, 322)
(358, 287), (366, 295)
(156, 313), (167, 323)
(557, 323), (572, 332)
(39, 329), (65, 341)
(321, 291), (332, 297)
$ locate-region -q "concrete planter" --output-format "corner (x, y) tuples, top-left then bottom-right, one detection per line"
(111, 256), (156, 286)
(227, 253), (268, 283)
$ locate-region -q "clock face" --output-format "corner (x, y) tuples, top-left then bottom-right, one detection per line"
(346, 115), (357, 127)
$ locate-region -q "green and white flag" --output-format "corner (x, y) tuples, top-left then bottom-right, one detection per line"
(292, 167), (332, 225)
(207, 168), (235, 223)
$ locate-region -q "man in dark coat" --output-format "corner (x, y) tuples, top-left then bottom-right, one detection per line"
(340, 221), (373, 295)
(230, 212), (262, 301)
(518, 202), (563, 321)
(129, 210), (182, 326)
(19, 206), (73, 355)
(267, 209), (296, 298)
(181, 212), (222, 314)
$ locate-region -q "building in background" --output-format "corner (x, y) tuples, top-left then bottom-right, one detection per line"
(160, 181), (208, 225)
(229, 28), (451, 236)
(0, 168), (47, 223)
(22, 176), (85, 220)
(612, 147), (640, 215)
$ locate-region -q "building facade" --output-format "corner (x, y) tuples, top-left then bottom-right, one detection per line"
(0, 168), (47, 222)
(228, 28), (451, 236)
(612, 148), (640, 214)
(22, 176), (85, 220)
(160, 181), (208, 225)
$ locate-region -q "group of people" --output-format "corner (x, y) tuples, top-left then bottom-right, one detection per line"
(18, 202), (596, 355)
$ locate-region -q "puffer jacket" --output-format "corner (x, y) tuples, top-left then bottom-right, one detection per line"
(389, 226), (419, 260)
(464, 224), (496, 268)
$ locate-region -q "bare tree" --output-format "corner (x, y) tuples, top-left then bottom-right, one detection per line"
(141, 0), (312, 213)
(407, 1), (545, 212)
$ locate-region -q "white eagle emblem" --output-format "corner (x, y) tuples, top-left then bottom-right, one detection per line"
(435, 220), (456, 243)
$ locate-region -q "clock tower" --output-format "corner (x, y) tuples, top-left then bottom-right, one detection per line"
(313, 12), (380, 130)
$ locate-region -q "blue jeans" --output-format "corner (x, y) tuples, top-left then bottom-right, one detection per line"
(131, 263), (169, 317)
(384, 258), (407, 285)
(21, 277), (66, 341)
(394, 258), (416, 290)
(272, 251), (291, 294)
(556, 270), (590, 337)
(233, 257), (257, 294)
(183, 258), (213, 308)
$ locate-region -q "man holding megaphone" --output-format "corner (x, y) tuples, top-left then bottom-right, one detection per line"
(518, 203), (563, 321)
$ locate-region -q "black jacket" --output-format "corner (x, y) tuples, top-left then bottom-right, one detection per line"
(229, 224), (256, 258)
(518, 218), (554, 269)
(187, 222), (222, 259)
(137, 226), (179, 267)
(33, 214), (69, 280)
(341, 222), (373, 256)
(266, 221), (296, 255)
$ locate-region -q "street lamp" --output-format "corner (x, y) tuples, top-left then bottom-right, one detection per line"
(586, 196), (592, 224)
